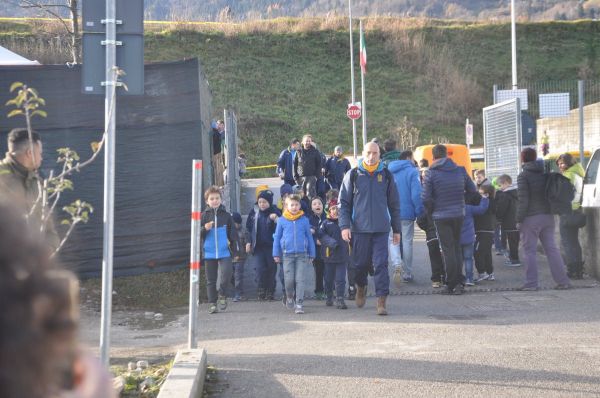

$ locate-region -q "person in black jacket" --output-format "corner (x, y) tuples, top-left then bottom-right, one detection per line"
(319, 202), (349, 309)
(309, 197), (327, 300)
(495, 174), (520, 267)
(517, 148), (570, 290)
(474, 184), (497, 282)
(416, 214), (445, 288)
(294, 134), (322, 200)
(201, 186), (239, 314)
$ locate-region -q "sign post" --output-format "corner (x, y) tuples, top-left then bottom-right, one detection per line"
(188, 160), (203, 349)
(465, 118), (473, 150)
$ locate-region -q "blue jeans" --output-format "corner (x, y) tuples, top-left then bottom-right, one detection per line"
(401, 220), (415, 275)
(233, 260), (245, 297)
(461, 243), (475, 281)
(283, 253), (310, 304)
(388, 231), (402, 269)
(353, 232), (390, 297)
(324, 262), (347, 299)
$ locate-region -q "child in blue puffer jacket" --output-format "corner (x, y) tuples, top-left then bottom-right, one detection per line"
(460, 195), (489, 286)
(273, 194), (315, 314)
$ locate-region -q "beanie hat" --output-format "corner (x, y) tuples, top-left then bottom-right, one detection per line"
(257, 190), (274, 206)
(334, 146), (343, 153)
(231, 212), (242, 224)
(280, 183), (293, 197)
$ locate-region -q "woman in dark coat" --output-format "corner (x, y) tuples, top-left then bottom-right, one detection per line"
(517, 148), (571, 290)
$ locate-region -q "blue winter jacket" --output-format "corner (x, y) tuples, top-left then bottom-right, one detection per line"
(460, 197), (488, 245)
(272, 214), (316, 258)
(325, 155), (352, 190)
(422, 157), (478, 221)
(388, 159), (424, 220)
(276, 147), (296, 185)
(318, 218), (350, 264)
(339, 160), (402, 234)
(201, 205), (238, 260)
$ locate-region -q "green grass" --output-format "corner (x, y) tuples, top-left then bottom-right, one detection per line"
(2, 18), (599, 169)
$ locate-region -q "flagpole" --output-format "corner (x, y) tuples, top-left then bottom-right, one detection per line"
(349, 0), (358, 159)
(360, 20), (367, 147)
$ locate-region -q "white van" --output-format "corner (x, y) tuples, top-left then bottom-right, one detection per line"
(582, 148), (600, 207)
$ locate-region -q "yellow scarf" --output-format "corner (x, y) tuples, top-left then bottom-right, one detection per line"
(362, 160), (379, 175)
(283, 209), (304, 221)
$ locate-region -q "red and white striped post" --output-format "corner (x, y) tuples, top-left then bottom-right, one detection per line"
(188, 160), (203, 349)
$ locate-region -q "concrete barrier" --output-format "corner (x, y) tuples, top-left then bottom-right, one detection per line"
(157, 349), (207, 398)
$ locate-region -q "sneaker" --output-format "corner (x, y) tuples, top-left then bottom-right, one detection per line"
(393, 267), (403, 287)
(295, 304), (304, 314)
(476, 272), (490, 282)
(432, 281), (442, 288)
(488, 273), (495, 281)
(554, 284), (572, 290)
(218, 296), (228, 311)
(326, 297), (334, 306)
(336, 299), (348, 310)
(286, 298), (295, 310)
(465, 278), (475, 286)
(506, 260), (521, 267)
(233, 295), (241, 302)
(208, 304), (218, 314)
(402, 273), (414, 282)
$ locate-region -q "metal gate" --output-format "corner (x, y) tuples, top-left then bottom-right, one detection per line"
(483, 98), (522, 183)
(224, 109), (240, 213)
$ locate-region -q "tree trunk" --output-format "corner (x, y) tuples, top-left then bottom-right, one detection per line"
(69, 0), (80, 64)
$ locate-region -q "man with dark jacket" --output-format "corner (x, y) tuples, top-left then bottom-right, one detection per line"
(294, 134), (322, 200)
(339, 142), (402, 315)
(0, 128), (59, 249)
(277, 139), (300, 186)
(325, 146), (351, 190)
(422, 144), (477, 295)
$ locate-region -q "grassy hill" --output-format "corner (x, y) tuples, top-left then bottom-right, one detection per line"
(1, 18), (599, 172)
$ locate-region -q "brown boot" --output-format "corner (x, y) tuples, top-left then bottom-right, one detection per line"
(377, 296), (388, 316)
(355, 285), (366, 308)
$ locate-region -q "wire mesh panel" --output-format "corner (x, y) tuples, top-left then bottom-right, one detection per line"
(483, 99), (522, 183)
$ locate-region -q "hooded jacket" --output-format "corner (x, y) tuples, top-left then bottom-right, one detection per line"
(381, 150), (401, 167)
(562, 162), (585, 210)
(421, 157), (478, 220)
(460, 197), (488, 245)
(388, 159), (424, 220)
(339, 160), (402, 234)
(277, 146), (297, 184)
(517, 160), (550, 222)
(272, 212), (316, 258)
(246, 205), (281, 252)
(318, 217), (350, 263)
(294, 145), (322, 180)
(200, 204), (239, 260)
(474, 196), (497, 233)
(495, 187), (518, 230)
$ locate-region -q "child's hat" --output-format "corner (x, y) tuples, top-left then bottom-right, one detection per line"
(257, 189), (274, 206)
(231, 212), (242, 224)
(280, 183), (293, 197)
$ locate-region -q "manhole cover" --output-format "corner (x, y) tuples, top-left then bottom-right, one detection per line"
(429, 314), (487, 320)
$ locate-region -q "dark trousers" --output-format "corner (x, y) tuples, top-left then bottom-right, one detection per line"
(232, 261), (245, 296)
(324, 262), (347, 299)
(347, 264), (356, 290)
(434, 217), (464, 289)
(427, 238), (445, 282)
(353, 232), (390, 297)
(474, 232), (494, 275)
(298, 175), (318, 200)
(559, 215), (583, 265)
(313, 258), (325, 294)
(204, 257), (233, 303)
(505, 229), (520, 262)
(253, 244), (276, 291)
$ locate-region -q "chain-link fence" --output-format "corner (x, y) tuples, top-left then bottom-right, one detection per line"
(493, 80), (600, 171)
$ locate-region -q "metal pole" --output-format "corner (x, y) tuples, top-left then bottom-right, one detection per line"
(466, 118), (470, 151)
(511, 0), (518, 90)
(360, 20), (367, 147)
(493, 84), (498, 104)
(349, 0), (357, 159)
(578, 80), (585, 165)
(188, 160), (202, 349)
(100, 0), (117, 368)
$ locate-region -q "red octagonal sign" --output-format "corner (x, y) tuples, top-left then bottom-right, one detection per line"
(347, 103), (362, 120)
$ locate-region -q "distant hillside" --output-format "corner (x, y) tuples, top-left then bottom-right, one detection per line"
(1, 0), (600, 21)
(0, 18), (598, 172)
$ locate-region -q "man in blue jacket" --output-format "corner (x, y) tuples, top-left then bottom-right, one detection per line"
(339, 142), (402, 315)
(277, 138), (300, 186)
(388, 150), (424, 286)
(421, 145), (478, 295)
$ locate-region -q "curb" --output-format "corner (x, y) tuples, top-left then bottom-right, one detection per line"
(157, 348), (207, 398)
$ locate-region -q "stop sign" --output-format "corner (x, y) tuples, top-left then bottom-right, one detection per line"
(347, 103), (362, 120)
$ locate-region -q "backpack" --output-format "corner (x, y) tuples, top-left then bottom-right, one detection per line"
(545, 172), (575, 215)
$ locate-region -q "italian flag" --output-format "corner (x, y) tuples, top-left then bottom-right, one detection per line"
(360, 26), (367, 75)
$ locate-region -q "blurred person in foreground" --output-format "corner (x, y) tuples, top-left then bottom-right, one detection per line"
(0, 202), (116, 398)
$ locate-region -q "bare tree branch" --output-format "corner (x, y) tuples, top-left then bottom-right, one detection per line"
(19, 0), (73, 35)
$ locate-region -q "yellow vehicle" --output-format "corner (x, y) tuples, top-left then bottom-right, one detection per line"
(543, 151), (591, 173)
(414, 144), (473, 176)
